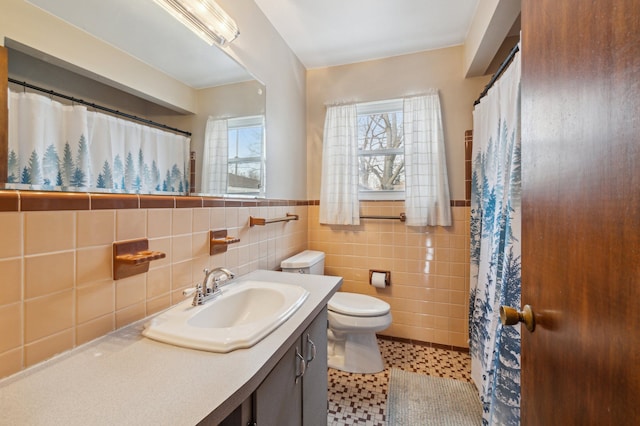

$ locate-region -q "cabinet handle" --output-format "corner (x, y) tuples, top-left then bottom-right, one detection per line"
(305, 334), (317, 365)
(295, 348), (306, 383)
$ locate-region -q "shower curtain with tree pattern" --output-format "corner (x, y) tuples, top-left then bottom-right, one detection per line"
(469, 51), (521, 425)
(7, 90), (190, 194)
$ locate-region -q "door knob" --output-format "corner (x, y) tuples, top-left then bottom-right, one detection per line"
(500, 305), (535, 332)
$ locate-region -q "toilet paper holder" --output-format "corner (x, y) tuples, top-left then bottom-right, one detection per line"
(369, 270), (390, 287)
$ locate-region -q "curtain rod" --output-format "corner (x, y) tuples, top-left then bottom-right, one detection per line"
(324, 90), (439, 107)
(473, 43), (520, 106)
(8, 78), (192, 137)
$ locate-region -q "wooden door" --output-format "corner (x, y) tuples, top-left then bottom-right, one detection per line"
(520, 0), (640, 424)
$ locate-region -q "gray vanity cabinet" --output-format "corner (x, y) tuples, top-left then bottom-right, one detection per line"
(300, 307), (328, 426)
(254, 307), (328, 426)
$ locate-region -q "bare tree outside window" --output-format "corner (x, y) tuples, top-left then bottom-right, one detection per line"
(357, 110), (405, 192)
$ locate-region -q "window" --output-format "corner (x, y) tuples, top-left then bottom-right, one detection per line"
(226, 115), (265, 195)
(356, 99), (404, 200)
(321, 92), (450, 225)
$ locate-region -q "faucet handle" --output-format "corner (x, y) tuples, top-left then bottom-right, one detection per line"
(219, 267), (235, 279)
(213, 268), (235, 286)
(182, 287), (197, 297)
(183, 282), (205, 297)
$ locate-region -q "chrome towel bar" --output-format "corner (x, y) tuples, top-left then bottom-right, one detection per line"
(359, 213), (406, 222)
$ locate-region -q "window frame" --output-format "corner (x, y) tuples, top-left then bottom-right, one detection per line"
(226, 115), (266, 197)
(356, 99), (405, 201)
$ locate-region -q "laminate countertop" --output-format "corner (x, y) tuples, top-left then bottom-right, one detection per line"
(0, 270), (342, 426)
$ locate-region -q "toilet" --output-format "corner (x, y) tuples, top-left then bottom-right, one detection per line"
(281, 250), (392, 374)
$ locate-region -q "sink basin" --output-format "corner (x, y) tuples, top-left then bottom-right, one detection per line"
(142, 280), (309, 352)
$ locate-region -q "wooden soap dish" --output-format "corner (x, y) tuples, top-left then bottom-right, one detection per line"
(113, 238), (166, 280)
(210, 230), (240, 255)
(116, 250), (166, 265)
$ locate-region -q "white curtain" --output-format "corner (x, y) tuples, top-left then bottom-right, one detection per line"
(319, 104), (360, 225)
(201, 117), (228, 194)
(469, 50), (521, 425)
(403, 91), (451, 226)
(7, 90), (190, 193)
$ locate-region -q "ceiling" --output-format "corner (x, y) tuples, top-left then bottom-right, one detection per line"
(26, 0), (482, 86)
(254, 0), (481, 69)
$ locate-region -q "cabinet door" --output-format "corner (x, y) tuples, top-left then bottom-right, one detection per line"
(302, 308), (328, 426)
(254, 342), (303, 426)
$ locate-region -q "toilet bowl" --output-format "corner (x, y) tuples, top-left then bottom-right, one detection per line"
(281, 250), (392, 374)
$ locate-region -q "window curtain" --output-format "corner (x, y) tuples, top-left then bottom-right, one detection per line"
(201, 117), (228, 195)
(319, 104), (360, 225)
(469, 50), (521, 426)
(7, 90), (190, 193)
(403, 91), (451, 226)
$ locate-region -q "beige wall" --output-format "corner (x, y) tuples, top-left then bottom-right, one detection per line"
(309, 202), (469, 348)
(306, 45), (489, 201)
(306, 46), (488, 347)
(309, 203), (470, 348)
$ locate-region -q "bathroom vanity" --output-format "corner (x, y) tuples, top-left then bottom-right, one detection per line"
(0, 270), (342, 425)
(252, 308), (328, 425)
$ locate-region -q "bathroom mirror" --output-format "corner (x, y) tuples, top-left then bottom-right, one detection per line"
(7, 0), (266, 196)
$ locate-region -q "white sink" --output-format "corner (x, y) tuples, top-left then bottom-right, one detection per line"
(142, 280), (309, 352)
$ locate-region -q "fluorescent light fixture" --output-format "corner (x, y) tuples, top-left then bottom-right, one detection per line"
(153, 0), (239, 46)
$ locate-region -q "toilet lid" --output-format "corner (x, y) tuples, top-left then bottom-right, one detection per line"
(328, 292), (391, 317)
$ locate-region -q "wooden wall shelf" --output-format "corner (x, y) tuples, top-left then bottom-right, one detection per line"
(113, 238), (165, 280)
(210, 229), (240, 255)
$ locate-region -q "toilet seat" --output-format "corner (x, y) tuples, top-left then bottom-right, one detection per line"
(328, 292), (390, 317)
(328, 309), (392, 333)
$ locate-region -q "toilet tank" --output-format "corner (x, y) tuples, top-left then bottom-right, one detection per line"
(281, 250), (325, 275)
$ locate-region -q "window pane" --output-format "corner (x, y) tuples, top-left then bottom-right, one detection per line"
(358, 154), (405, 191)
(228, 125), (263, 160)
(226, 116), (264, 195)
(227, 162), (261, 193)
(357, 110), (404, 192)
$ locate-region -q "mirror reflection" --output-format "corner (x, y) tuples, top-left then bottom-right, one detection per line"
(6, 0), (266, 197)
(189, 80), (266, 197)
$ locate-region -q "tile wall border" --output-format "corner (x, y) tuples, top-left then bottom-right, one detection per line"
(0, 190), (316, 212)
(0, 191), (469, 212)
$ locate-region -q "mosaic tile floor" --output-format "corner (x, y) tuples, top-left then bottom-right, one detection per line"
(327, 338), (473, 426)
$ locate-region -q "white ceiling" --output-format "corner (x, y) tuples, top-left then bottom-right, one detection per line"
(254, 0), (481, 68)
(25, 0), (481, 86)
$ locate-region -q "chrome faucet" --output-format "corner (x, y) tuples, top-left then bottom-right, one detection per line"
(188, 267), (236, 306)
